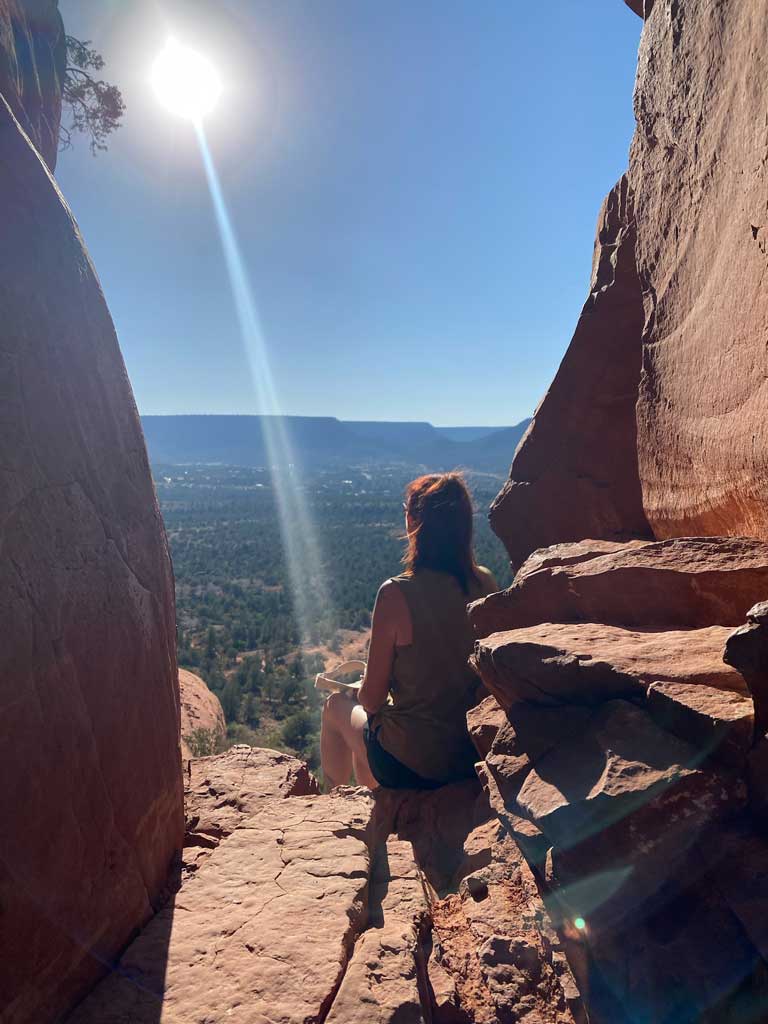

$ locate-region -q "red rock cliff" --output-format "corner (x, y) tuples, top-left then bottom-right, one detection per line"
(0, 0), (65, 170)
(493, 0), (768, 567)
(0, 6), (185, 1022)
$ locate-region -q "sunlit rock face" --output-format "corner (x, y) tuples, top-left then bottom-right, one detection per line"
(493, 0), (768, 566)
(632, 0), (768, 540)
(490, 176), (652, 572)
(0, 91), (184, 1024)
(179, 668), (226, 760)
(0, 0), (65, 170)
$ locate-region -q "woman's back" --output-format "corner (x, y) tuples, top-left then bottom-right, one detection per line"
(372, 566), (495, 782)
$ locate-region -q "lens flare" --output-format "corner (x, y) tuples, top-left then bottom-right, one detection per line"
(193, 121), (330, 644)
(152, 40), (222, 121)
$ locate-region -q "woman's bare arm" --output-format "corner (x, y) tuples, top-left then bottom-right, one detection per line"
(358, 580), (409, 714)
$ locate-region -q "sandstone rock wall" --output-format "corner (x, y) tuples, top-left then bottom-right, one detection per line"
(632, 0), (768, 540)
(491, 176), (652, 571)
(493, 0), (768, 566)
(0, 90), (184, 1024)
(0, 0), (64, 170)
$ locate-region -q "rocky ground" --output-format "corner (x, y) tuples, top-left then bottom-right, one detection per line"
(69, 747), (580, 1023)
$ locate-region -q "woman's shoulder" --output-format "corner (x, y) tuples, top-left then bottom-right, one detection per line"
(374, 576), (413, 641)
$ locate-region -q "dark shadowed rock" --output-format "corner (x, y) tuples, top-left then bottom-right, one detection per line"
(473, 622), (742, 710)
(623, 0), (654, 17)
(746, 736), (768, 829)
(470, 537), (768, 638)
(724, 608), (768, 731)
(0, 0), (65, 169)
(646, 680), (753, 770)
(489, 176), (652, 571)
(513, 701), (735, 849)
(0, 96), (183, 1023)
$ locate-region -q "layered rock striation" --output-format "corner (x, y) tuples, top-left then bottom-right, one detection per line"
(0, 0), (65, 170)
(0, 19), (183, 1021)
(493, 0), (768, 566)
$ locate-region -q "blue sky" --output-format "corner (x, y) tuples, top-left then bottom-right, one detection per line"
(57, 0), (641, 425)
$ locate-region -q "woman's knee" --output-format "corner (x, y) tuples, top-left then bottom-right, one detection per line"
(322, 691), (348, 728)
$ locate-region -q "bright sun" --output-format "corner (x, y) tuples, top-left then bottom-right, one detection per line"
(151, 40), (222, 121)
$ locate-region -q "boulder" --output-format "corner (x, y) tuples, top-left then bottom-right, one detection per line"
(0, 94), (183, 1023)
(476, 762), (551, 869)
(470, 537), (768, 638)
(489, 176), (652, 571)
(575, 876), (765, 1024)
(485, 703), (593, 805)
(473, 622), (742, 710)
(178, 668), (226, 760)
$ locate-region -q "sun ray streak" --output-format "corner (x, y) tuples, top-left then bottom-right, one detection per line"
(193, 119), (330, 644)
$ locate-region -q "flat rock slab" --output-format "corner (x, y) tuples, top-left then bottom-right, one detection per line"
(68, 790), (374, 1024)
(646, 680), (753, 769)
(184, 745), (319, 870)
(326, 838), (430, 1023)
(470, 536), (768, 637)
(473, 622), (743, 709)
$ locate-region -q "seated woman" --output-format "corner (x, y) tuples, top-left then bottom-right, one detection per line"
(320, 472), (498, 790)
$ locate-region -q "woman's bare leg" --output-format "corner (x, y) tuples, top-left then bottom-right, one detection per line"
(320, 693), (377, 790)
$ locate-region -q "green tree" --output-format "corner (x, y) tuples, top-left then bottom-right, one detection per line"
(282, 710), (314, 753)
(61, 37), (125, 154)
(220, 678), (241, 722)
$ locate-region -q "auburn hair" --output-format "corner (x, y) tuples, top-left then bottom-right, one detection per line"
(402, 473), (481, 594)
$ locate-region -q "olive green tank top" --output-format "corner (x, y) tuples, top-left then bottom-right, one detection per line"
(372, 566), (495, 783)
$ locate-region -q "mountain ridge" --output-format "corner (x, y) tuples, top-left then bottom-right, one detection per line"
(140, 414), (531, 473)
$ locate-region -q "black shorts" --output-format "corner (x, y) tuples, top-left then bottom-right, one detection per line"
(363, 718), (442, 790)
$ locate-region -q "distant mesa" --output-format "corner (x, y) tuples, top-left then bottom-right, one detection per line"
(139, 414), (531, 474)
